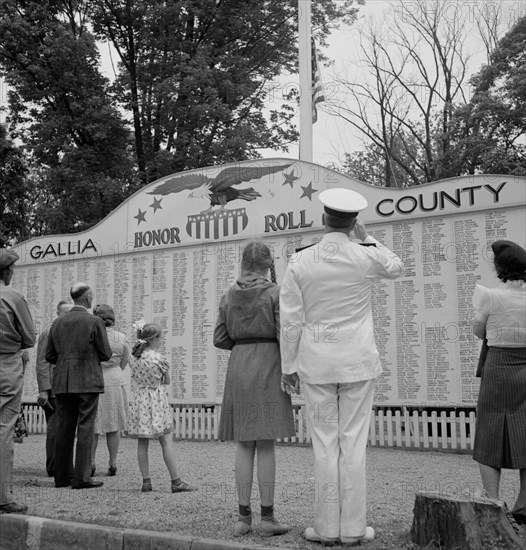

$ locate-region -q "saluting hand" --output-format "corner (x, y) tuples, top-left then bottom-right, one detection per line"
(353, 219), (369, 241)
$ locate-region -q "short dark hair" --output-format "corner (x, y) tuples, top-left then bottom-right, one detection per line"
(323, 212), (357, 230)
(93, 304), (115, 327)
(494, 259), (526, 283)
(492, 240), (526, 283)
(70, 283), (91, 301)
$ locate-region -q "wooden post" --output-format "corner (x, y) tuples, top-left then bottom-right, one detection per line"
(411, 492), (525, 549)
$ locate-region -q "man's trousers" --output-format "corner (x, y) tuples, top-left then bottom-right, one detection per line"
(0, 351), (24, 505)
(54, 393), (99, 487)
(303, 378), (375, 539)
(40, 397), (57, 477)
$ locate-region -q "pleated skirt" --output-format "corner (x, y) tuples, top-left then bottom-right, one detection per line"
(473, 347), (526, 469)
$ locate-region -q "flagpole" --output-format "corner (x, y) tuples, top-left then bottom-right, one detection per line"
(298, 0), (312, 162)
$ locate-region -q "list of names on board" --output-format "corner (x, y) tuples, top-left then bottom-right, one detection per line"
(12, 206), (524, 407)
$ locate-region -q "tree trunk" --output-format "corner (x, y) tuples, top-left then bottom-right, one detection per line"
(411, 492), (525, 549)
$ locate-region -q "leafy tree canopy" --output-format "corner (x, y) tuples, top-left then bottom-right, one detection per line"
(0, 124), (31, 247)
(0, 0), (137, 235)
(456, 15), (526, 175)
(0, 0), (363, 240)
(88, 0), (362, 181)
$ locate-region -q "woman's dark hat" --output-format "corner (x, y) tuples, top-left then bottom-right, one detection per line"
(491, 240), (526, 271)
(93, 303), (115, 322)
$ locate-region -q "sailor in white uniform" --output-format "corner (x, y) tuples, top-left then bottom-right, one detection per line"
(279, 188), (403, 545)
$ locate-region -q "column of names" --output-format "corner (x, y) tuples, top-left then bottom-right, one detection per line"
(171, 251), (189, 401)
(370, 228), (395, 403)
(393, 222), (421, 403)
(191, 249), (212, 400)
(454, 219), (481, 404)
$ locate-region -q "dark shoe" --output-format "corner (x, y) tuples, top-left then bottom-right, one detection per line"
(233, 513), (252, 537)
(91, 465), (96, 477)
(71, 481), (104, 490)
(171, 480), (196, 493)
(0, 502), (28, 514)
(108, 465), (117, 476)
(141, 481), (152, 493)
(511, 506), (526, 525)
(55, 483), (71, 488)
(259, 516), (290, 537)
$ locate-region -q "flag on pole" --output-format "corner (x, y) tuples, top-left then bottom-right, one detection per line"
(311, 37), (325, 124)
(298, 0), (312, 161)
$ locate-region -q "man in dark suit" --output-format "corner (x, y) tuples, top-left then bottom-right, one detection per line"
(46, 283), (112, 489)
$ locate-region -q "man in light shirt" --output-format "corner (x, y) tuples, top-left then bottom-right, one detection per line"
(0, 249), (36, 514)
(279, 188), (403, 545)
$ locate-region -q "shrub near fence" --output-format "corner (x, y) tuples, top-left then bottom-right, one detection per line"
(21, 404), (476, 452)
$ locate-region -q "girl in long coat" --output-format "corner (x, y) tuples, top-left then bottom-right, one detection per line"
(214, 241), (295, 538)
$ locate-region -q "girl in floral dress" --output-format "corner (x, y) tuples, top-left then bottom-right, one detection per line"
(127, 322), (194, 493)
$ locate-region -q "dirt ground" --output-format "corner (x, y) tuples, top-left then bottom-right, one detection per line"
(10, 435), (525, 549)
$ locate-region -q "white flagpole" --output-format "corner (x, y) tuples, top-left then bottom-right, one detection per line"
(298, 0), (313, 162)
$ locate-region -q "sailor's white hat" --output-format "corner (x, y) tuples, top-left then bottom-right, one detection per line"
(319, 188), (368, 217)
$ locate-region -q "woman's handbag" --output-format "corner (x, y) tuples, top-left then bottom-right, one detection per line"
(476, 339), (488, 378)
(14, 411), (28, 443)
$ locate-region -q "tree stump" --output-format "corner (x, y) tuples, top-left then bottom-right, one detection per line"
(411, 491), (525, 549)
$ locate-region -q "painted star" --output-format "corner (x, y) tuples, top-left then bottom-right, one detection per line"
(134, 209), (146, 224)
(150, 197), (163, 213)
(282, 170), (300, 188)
(300, 182), (318, 201)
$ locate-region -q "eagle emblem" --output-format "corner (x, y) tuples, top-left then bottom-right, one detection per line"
(148, 163), (293, 214)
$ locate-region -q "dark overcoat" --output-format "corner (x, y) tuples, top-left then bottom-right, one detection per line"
(46, 306), (112, 394)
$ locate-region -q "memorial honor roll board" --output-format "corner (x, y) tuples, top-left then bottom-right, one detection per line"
(12, 160), (526, 408)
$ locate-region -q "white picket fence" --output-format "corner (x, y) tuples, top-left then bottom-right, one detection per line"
(22, 403), (476, 452)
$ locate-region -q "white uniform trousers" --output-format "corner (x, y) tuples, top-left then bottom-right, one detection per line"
(303, 378), (375, 539)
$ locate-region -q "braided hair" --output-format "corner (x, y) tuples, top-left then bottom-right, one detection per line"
(131, 323), (162, 358)
(269, 261), (277, 284)
(241, 241), (276, 283)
